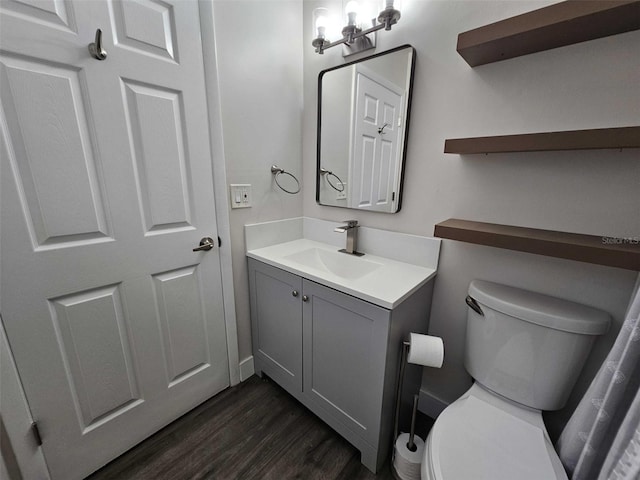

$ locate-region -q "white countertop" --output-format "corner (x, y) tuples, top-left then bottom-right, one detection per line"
(247, 238), (437, 309)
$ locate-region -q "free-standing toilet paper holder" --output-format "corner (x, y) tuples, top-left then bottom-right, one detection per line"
(392, 341), (421, 480)
(394, 341), (415, 448)
(392, 334), (444, 480)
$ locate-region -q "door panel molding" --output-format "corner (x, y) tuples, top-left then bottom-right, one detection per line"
(109, 0), (178, 63)
(49, 283), (143, 431)
(120, 78), (194, 234)
(0, 54), (112, 249)
(152, 265), (211, 386)
(1, 0), (78, 33)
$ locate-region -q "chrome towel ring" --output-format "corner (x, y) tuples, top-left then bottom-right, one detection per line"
(271, 165), (300, 194)
(319, 167), (344, 192)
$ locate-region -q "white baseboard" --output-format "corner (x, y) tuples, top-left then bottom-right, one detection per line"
(239, 356), (255, 382)
(418, 388), (449, 419)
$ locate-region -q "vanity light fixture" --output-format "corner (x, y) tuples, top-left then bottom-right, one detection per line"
(312, 0), (401, 56)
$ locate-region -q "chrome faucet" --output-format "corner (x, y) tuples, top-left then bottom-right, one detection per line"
(334, 220), (364, 256)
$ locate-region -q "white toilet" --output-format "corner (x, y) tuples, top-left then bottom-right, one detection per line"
(422, 280), (611, 480)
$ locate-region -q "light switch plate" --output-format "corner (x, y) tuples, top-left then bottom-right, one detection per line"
(230, 184), (252, 208)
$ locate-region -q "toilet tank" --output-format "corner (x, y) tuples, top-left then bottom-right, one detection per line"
(464, 280), (610, 411)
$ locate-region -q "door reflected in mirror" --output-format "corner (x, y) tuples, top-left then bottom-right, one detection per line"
(316, 45), (415, 213)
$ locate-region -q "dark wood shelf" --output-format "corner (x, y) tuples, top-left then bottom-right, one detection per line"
(444, 126), (640, 154)
(434, 219), (640, 271)
(457, 0), (640, 67)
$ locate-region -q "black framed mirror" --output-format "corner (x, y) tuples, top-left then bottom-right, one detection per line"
(316, 45), (415, 213)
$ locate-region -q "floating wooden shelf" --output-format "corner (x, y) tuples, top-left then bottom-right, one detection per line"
(434, 219), (640, 271)
(444, 126), (640, 154)
(457, 0), (640, 67)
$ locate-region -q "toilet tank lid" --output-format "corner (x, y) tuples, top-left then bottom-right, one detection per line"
(468, 280), (611, 335)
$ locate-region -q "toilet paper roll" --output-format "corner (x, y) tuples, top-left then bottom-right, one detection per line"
(392, 432), (425, 480)
(407, 333), (444, 368)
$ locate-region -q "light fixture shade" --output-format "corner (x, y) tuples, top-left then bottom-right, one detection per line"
(345, 1), (360, 26)
(313, 7), (330, 39)
(381, 0), (402, 12)
(359, 0), (376, 28)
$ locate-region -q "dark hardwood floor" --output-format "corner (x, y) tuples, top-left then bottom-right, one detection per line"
(88, 375), (433, 480)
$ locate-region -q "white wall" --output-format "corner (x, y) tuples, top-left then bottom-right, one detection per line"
(213, 0), (304, 361)
(302, 0), (640, 438)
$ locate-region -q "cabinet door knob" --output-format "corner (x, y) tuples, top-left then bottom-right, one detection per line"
(292, 290), (299, 297)
(302, 295), (309, 302)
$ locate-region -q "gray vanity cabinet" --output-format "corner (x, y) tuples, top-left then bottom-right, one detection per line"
(248, 258), (433, 473)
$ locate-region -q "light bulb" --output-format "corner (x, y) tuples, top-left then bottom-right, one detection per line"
(345, 1), (360, 26)
(313, 8), (330, 40)
(316, 15), (327, 29)
(316, 15), (327, 38)
(346, 1), (360, 15)
(382, 0), (402, 10)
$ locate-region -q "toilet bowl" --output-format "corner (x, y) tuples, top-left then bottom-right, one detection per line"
(422, 383), (567, 480)
(422, 280), (610, 480)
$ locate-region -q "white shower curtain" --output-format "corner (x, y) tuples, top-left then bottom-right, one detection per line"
(556, 274), (640, 480)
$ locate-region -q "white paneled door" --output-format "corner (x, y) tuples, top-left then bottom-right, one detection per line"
(0, 1), (229, 479)
(350, 67), (403, 212)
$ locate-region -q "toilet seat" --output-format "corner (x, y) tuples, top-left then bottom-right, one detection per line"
(422, 384), (568, 480)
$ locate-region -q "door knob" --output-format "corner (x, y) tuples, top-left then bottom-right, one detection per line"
(292, 290), (299, 297)
(302, 295), (309, 302)
(193, 237), (215, 252)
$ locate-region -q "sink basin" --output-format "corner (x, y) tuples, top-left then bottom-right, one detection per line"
(284, 248), (382, 280)
(246, 237), (439, 309)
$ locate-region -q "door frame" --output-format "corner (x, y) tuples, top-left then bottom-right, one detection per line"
(0, 2), (239, 478)
(199, 0), (240, 388)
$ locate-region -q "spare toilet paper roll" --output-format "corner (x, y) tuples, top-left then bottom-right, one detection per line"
(407, 333), (444, 368)
(392, 432), (425, 480)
